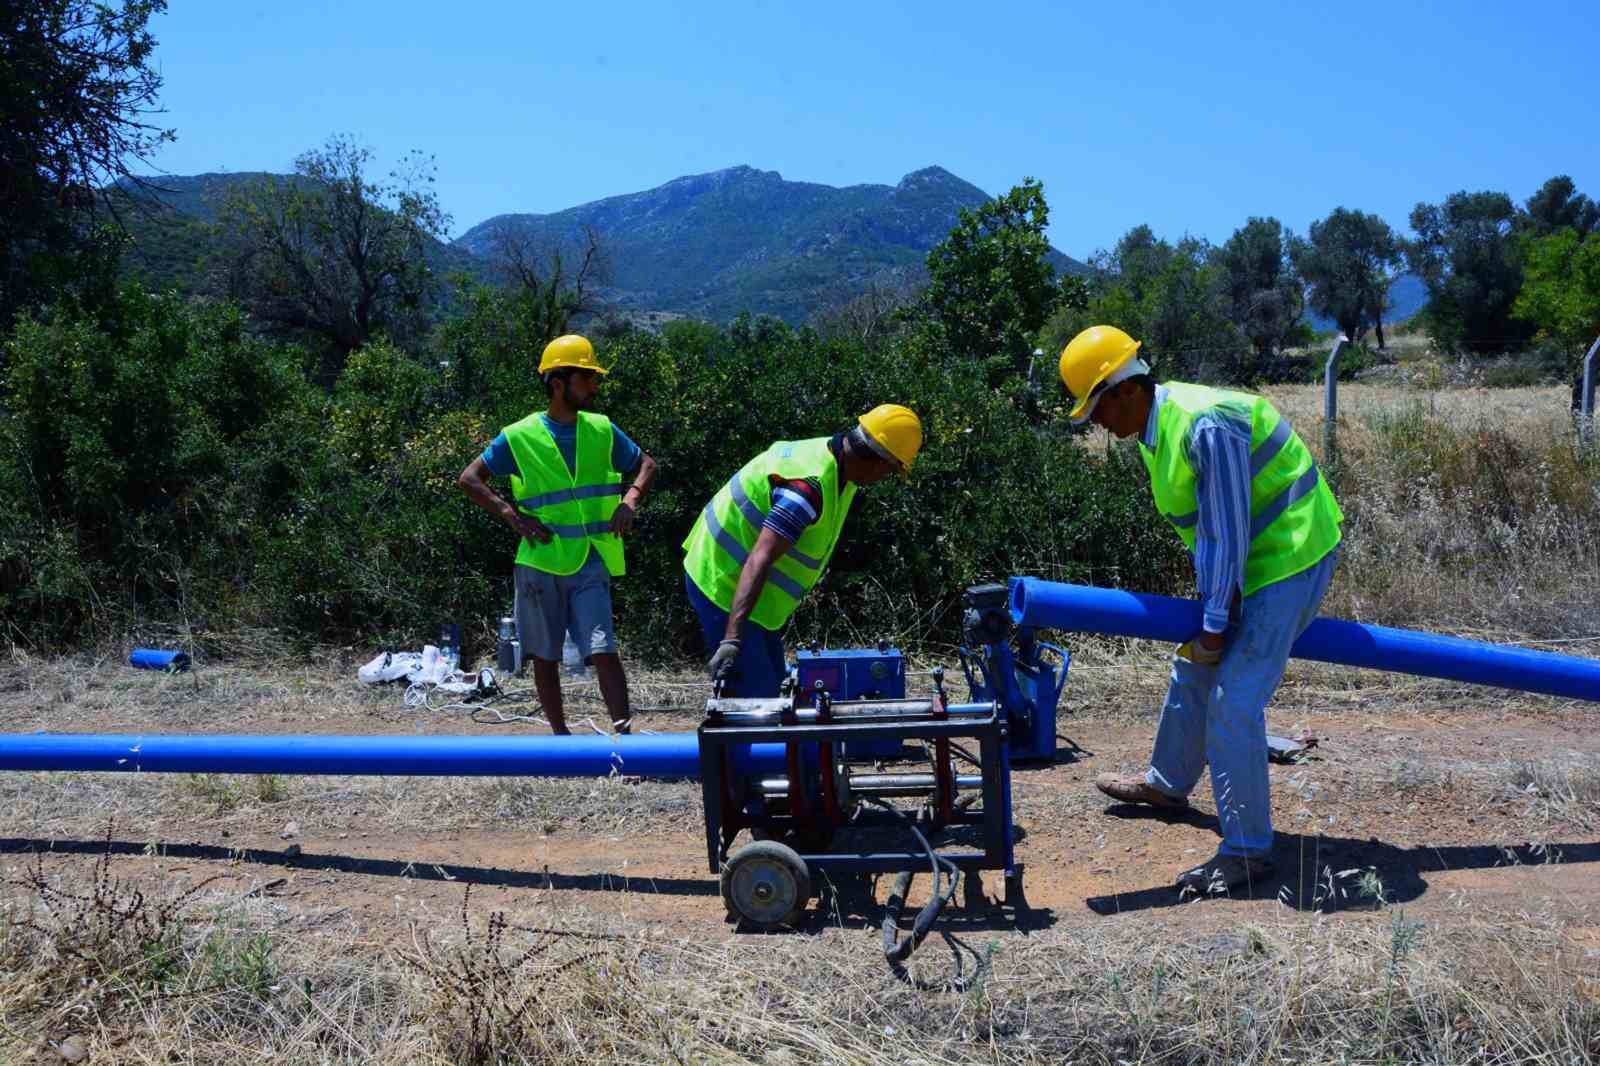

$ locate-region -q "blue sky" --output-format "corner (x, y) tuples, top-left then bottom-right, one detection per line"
(143, 0), (1599, 257)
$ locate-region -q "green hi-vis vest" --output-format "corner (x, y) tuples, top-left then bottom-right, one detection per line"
(504, 411), (625, 577)
(682, 437), (857, 631)
(1140, 382), (1343, 596)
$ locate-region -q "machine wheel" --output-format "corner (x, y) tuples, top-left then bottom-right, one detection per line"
(720, 840), (812, 929)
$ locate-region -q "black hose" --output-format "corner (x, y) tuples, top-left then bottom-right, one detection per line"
(864, 797), (958, 966)
(948, 741), (983, 769)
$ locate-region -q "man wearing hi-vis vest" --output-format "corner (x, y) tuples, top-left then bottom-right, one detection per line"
(1059, 325), (1343, 895)
(683, 405), (924, 697)
(458, 335), (657, 736)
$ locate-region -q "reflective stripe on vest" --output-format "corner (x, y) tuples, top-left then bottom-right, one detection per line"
(697, 502), (809, 601)
(727, 476), (825, 569)
(504, 411), (626, 577)
(1159, 417), (1295, 530)
(516, 483), (624, 511)
(1139, 382), (1342, 595)
(681, 437), (855, 630)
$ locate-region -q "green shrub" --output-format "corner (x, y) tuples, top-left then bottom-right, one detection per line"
(592, 316), (1187, 659)
(1, 296), (1187, 658)
(0, 291), (318, 644)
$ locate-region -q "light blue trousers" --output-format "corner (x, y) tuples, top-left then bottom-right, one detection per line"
(1145, 550), (1338, 859)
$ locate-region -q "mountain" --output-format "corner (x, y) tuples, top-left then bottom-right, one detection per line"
(454, 165), (1088, 323)
(1304, 272), (1429, 332)
(111, 166), (1090, 323)
(115, 172), (272, 222)
(109, 174), (263, 297)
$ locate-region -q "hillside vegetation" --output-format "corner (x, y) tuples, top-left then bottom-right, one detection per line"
(111, 165), (1087, 326)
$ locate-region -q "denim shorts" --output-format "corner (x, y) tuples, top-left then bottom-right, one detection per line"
(513, 552), (618, 663)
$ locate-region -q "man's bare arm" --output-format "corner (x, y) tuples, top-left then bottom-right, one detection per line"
(457, 456), (551, 544)
(723, 526), (790, 641)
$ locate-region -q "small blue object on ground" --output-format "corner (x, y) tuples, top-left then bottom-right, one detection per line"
(128, 648), (190, 672)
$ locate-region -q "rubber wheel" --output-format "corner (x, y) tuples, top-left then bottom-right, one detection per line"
(720, 840), (812, 929)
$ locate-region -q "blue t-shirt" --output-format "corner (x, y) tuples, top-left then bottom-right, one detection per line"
(482, 415), (643, 481)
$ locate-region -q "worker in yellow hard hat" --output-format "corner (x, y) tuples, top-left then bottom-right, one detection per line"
(682, 404), (923, 696)
(458, 334), (658, 735)
(1060, 325), (1343, 896)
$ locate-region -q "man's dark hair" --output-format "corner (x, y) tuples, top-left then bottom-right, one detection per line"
(1127, 373), (1157, 398)
(840, 424), (901, 469)
(543, 368), (575, 397)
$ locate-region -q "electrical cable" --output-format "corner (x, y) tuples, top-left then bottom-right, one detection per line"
(392, 673), (681, 734)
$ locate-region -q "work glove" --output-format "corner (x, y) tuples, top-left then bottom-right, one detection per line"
(707, 638), (741, 682)
(1175, 634), (1224, 666)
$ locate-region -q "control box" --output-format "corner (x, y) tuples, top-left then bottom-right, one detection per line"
(794, 646), (906, 760)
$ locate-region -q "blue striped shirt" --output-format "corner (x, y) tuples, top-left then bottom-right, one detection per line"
(1142, 385), (1252, 634)
(765, 482), (822, 543)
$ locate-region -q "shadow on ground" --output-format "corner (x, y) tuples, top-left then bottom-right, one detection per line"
(1083, 804), (1600, 915)
(0, 832), (1058, 942)
(0, 836), (722, 896)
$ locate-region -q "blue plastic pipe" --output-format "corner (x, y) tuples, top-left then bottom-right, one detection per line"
(0, 731), (786, 778)
(128, 648), (190, 672)
(1010, 578), (1600, 703)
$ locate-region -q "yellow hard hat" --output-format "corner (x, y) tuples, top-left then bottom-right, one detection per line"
(857, 403), (923, 470)
(1059, 325), (1142, 423)
(538, 334), (608, 376)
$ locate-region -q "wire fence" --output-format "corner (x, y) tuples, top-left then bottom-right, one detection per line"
(1129, 328), (1598, 446)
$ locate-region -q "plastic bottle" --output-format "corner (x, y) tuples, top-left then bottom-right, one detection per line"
(496, 616), (517, 674)
(438, 623), (461, 674)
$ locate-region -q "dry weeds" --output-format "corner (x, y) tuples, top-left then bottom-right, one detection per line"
(2, 854), (1597, 1064)
(1264, 382), (1598, 640)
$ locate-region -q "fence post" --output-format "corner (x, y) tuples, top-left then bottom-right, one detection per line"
(1323, 334), (1348, 423)
(1322, 335), (1348, 479)
(1582, 334), (1599, 444)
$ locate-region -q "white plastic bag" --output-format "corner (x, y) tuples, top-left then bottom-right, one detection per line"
(358, 650), (422, 685)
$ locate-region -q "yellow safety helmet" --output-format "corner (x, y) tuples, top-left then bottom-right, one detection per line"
(1059, 325), (1142, 423)
(857, 403), (924, 471)
(538, 334), (608, 376)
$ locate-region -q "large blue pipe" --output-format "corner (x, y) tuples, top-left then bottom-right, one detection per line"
(0, 731), (786, 778)
(1010, 579), (1600, 702)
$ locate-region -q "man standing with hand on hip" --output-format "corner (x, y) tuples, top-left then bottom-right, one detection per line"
(458, 334), (657, 735)
(1059, 325), (1342, 894)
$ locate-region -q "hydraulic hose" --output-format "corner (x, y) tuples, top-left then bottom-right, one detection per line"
(865, 797), (959, 967)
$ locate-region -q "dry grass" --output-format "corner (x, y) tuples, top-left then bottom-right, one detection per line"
(2, 853), (1597, 1064)
(1509, 760), (1600, 831)
(1263, 381), (1599, 640)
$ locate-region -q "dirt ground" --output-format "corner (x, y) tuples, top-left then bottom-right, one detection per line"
(2, 648), (1599, 969)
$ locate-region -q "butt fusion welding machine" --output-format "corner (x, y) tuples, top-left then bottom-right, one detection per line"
(698, 585), (1068, 945)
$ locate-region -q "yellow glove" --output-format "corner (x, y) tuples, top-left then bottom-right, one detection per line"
(1175, 636), (1224, 666)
